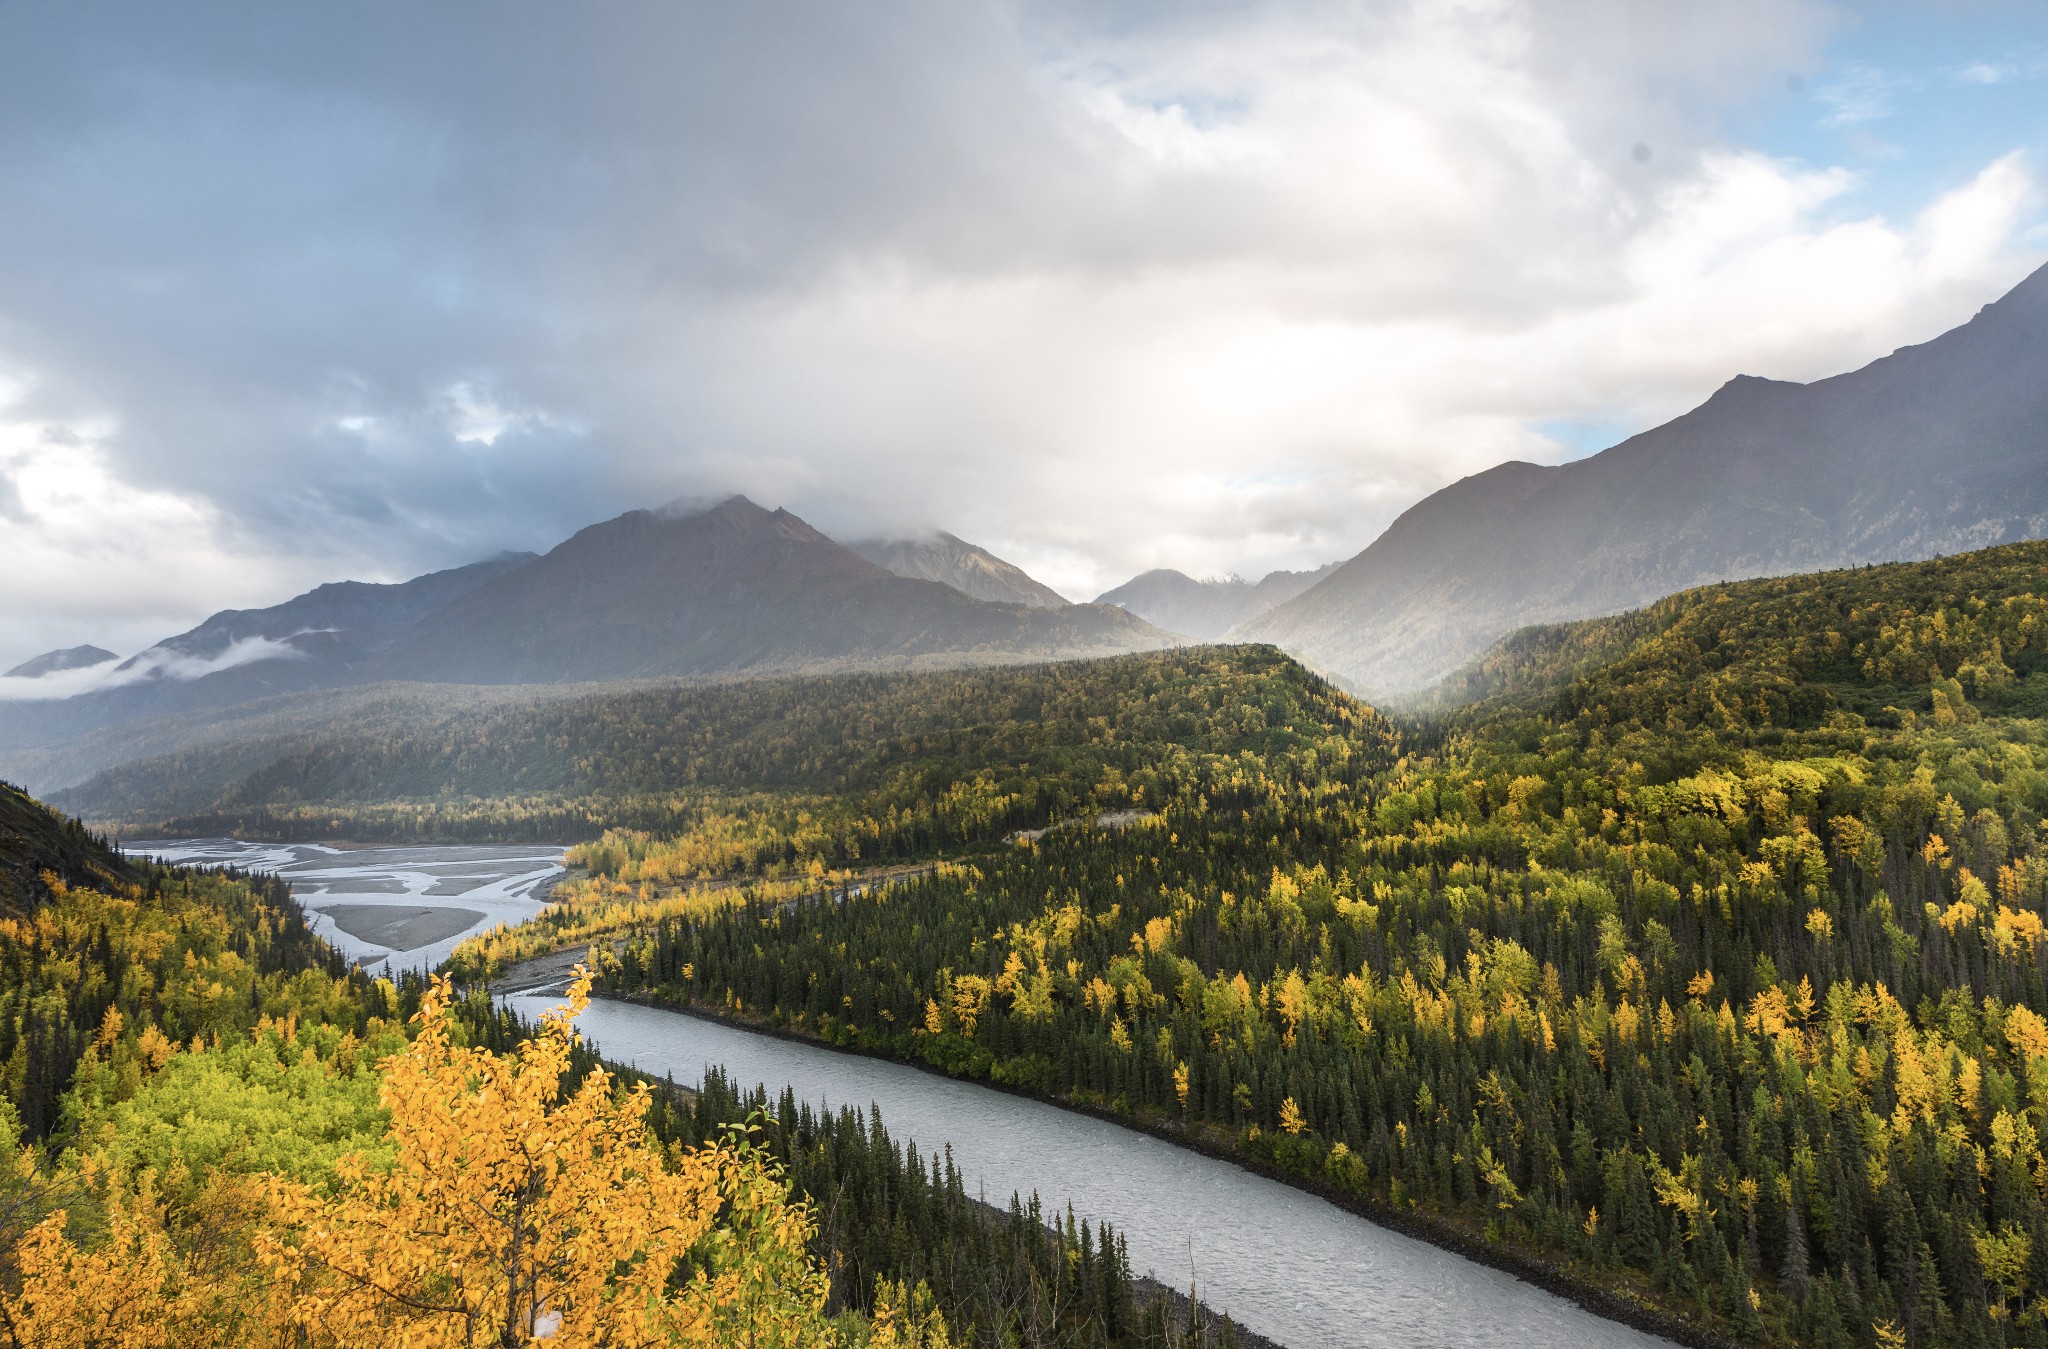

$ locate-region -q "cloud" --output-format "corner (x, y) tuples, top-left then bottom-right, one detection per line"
(1815, 62), (1919, 127)
(0, 411), (349, 664)
(1952, 53), (2048, 87)
(0, 654), (118, 699)
(0, 0), (2041, 652)
(0, 633), (305, 702)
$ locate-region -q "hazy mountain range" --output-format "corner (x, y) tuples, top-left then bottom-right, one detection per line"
(844, 532), (1069, 608)
(358, 497), (1160, 683)
(1093, 565), (1337, 641)
(0, 497), (1172, 792)
(7, 260), (2047, 799)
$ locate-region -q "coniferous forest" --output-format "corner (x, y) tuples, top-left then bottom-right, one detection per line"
(0, 777), (1249, 1346)
(538, 541), (2048, 1348)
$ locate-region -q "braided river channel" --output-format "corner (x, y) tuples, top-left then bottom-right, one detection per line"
(141, 839), (1677, 1349)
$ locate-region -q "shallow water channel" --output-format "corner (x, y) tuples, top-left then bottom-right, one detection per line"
(139, 839), (1675, 1348)
(129, 838), (564, 975)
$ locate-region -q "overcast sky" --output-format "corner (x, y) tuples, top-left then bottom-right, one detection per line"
(2, 1), (2046, 667)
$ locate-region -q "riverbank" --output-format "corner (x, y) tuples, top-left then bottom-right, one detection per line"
(632, 1053), (1279, 1349)
(507, 966), (1731, 1349)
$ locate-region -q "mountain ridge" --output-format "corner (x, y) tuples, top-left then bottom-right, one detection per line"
(1240, 261), (2048, 692)
(365, 495), (1169, 684)
(843, 531), (1069, 608)
(0, 500), (1174, 774)
(0, 553), (537, 751)
(4, 645), (116, 680)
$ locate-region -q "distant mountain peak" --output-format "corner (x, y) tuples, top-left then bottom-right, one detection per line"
(1095, 562), (1337, 641)
(653, 492), (759, 522)
(361, 499), (1160, 684)
(844, 530), (1069, 609)
(3, 645), (117, 680)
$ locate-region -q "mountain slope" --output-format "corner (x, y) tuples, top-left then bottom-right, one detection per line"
(127, 551), (538, 672)
(55, 647), (1355, 841)
(1096, 565), (1334, 640)
(845, 532), (1068, 608)
(0, 779), (133, 916)
(4, 645), (116, 680)
(1424, 539), (2048, 725)
(369, 496), (1171, 684)
(1241, 262), (2048, 692)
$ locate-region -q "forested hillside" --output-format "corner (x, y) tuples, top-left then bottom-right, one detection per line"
(572, 539), (2048, 1348)
(0, 782), (1249, 1346)
(65, 648), (1391, 859)
(0, 780), (132, 916)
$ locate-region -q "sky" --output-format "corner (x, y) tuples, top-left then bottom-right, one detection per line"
(2, 1), (2046, 669)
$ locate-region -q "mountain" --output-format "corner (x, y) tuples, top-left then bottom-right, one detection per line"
(3, 645), (116, 679)
(1095, 565), (1335, 640)
(1240, 261), (2048, 693)
(3, 679), (598, 804)
(367, 496), (1172, 684)
(844, 532), (1068, 608)
(123, 551), (537, 673)
(0, 553), (535, 751)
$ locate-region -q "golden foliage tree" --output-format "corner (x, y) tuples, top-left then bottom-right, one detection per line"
(2, 1164), (210, 1349)
(5, 970), (835, 1347)
(258, 968), (832, 1347)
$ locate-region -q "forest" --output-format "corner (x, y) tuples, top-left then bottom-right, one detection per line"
(77, 646), (1391, 858)
(543, 540), (2048, 1348)
(0, 779), (1250, 1346)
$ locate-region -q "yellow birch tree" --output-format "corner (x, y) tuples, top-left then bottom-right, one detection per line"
(258, 968), (832, 1348)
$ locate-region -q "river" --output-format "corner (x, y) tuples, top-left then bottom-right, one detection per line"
(505, 989), (1676, 1349)
(128, 837), (565, 975)
(140, 839), (1676, 1349)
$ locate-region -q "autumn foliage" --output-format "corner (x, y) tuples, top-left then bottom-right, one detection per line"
(259, 969), (830, 1347)
(593, 542), (2048, 1347)
(2, 970), (836, 1348)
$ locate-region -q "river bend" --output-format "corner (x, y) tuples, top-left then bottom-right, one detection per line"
(141, 839), (1675, 1349)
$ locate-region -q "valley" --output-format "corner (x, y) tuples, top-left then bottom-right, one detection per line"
(107, 833), (1670, 1346)
(13, 530), (2046, 1345)
(13, 13), (2048, 1347)
(505, 988), (1676, 1349)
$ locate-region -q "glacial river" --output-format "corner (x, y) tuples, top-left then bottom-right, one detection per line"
(128, 837), (565, 975)
(143, 840), (1675, 1349)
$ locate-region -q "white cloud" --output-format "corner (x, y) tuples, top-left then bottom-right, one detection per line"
(0, 1), (2041, 635)
(0, 409), (347, 667)
(606, 10), (2041, 597)
(0, 633), (305, 702)
(1952, 54), (2048, 87)
(1815, 62), (1918, 127)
